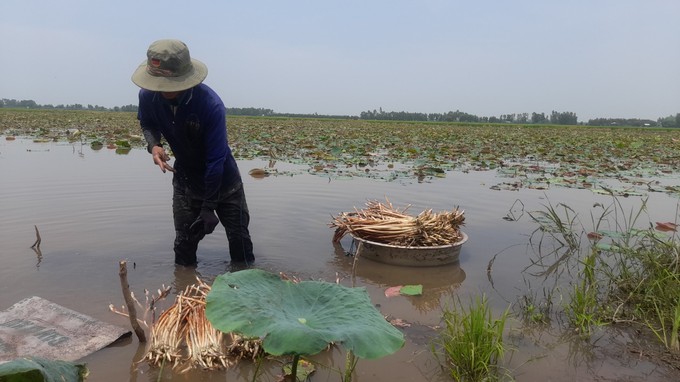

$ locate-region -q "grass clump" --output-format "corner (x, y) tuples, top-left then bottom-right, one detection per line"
(434, 295), (509, 381)
(565, 249), (604, 337)
(608, 229), (680, 352)
(526, 194), (680, 355)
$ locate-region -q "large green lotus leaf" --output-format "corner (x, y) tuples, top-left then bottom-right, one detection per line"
(0, 357), (88, 382)
(205, 269), (404, 359)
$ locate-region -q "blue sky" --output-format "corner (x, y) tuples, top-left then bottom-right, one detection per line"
(2, 0), (678, 120)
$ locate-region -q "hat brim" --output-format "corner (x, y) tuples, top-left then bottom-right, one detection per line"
(131, 58), (208, 92)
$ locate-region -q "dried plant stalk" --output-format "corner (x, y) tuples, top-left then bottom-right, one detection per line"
(226, 333), (264, 361)
(143, 277), (262, 371)
(119, 261), (146, 343)
(183, 281), (230, 369)
(144, 296), (184, 367)
(331, 199), (465, 246)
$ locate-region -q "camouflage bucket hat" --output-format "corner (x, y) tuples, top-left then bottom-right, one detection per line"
(131, 39), (208, 92)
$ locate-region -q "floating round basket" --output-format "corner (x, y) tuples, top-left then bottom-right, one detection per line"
(351, 231), (467, 267)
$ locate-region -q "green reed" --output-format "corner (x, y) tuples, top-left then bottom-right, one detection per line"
(434, 295), (510, 381)
(526, 192), (680, 353)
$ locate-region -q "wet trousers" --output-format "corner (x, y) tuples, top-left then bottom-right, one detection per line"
(172, 177), (254, 266)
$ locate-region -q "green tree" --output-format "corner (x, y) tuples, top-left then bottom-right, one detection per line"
(658, 115), (678, 128)
(18, 99), (38, 108)
(550, 110), (577, 125)
(531, 112), (547, 123)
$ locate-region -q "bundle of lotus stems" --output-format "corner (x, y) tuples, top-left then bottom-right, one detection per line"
(143, 277), (263, 371)
(331, 199), (465, 246)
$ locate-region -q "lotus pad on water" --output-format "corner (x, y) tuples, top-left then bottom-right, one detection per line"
(0, 357), (88, 381)
(205, 269), (405, 359)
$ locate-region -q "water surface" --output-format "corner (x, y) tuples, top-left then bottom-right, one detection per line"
(1, 138), (678, 381)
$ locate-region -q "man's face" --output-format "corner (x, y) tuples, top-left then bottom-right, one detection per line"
(161, 91), (181, 100)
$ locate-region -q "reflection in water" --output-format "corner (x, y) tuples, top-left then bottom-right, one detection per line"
(173, 264), (201, 294)
(331, 241), (466, 313)
(30, 225), (43, 268)
(127, 341), (147, 382)
(30, 246), (43, 269)
(173, 261), (256, 295)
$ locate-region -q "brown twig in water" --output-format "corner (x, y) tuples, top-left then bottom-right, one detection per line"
(146, 286), (172, 325)
(30, 225), (41, 249)
(119, 260), (147, 343)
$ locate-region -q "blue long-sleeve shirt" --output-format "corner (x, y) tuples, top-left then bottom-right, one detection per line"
(137, 84), (241, 210)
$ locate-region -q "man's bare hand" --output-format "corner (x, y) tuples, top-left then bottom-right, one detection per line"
(151, 146), (175, 173)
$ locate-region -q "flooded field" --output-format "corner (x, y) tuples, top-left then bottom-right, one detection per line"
(1, 131), (680, 381)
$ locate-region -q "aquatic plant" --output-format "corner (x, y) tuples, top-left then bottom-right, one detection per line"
(205, 269), (405, 381)
(610, 228), (680, 352)
(523, 192), (680, 355)
(565, 250), (604, 337)
(433, 294), (509, 381)
(0, 357), (88, 381)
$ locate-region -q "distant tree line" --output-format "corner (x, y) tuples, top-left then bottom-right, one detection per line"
(587, 117), (660, 127)
(658, 114), (680, 127)
(2, 98), (678, 127)
(359, 108), (680, 127)
(227, 107), (275, 116)
(226, 107), (357, 120)
(360, 108), (579, 126)
(1, 98), (137, 112)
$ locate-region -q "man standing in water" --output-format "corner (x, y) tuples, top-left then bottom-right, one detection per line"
(131, 39), (254, 266)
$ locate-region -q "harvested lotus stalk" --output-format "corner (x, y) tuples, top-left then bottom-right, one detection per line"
(331, 198), (465, 246)
(226, 333), (264, 361)
(182, 281), (230, 369)
(143, 277), (261, 371)
(144, 296), (185, 368)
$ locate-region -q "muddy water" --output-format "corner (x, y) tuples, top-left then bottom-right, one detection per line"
(1, 138), (679, 381)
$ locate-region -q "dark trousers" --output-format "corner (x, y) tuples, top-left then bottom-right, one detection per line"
(172, 177), (254, 266)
